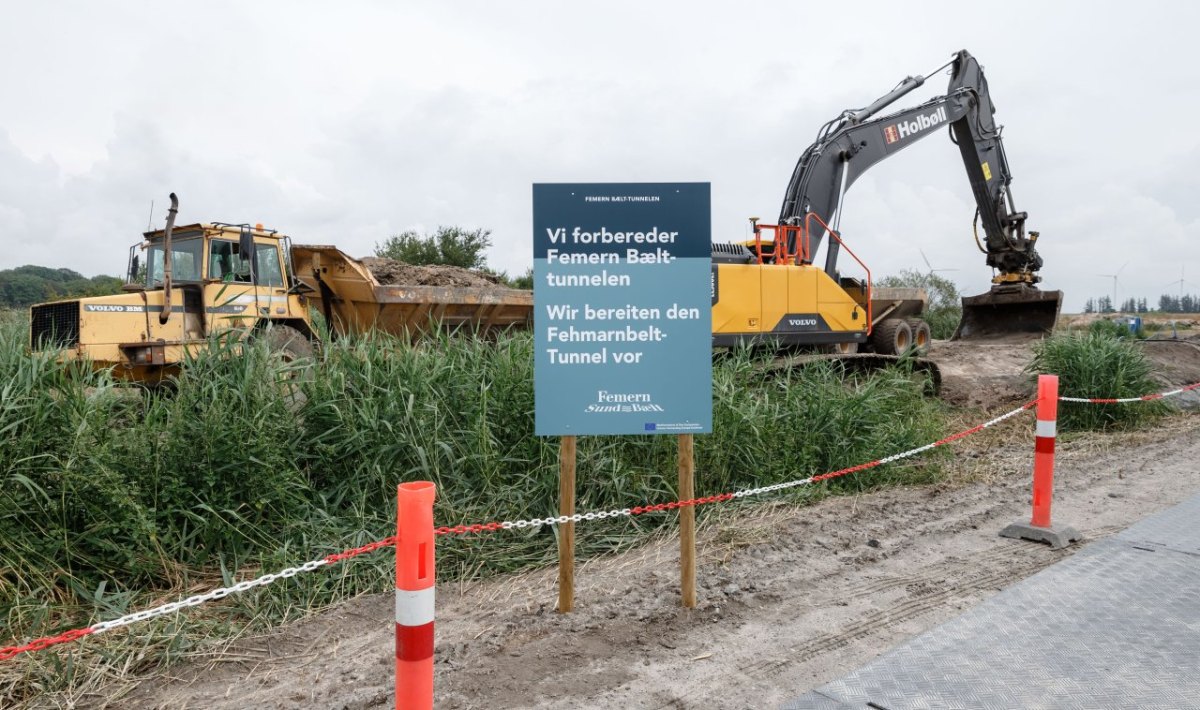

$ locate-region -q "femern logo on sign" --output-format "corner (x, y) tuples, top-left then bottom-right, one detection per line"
(533, 183), (712, 436)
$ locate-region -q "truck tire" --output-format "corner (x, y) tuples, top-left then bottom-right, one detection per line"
(259, 324), (315, 408)
(262, 324), (315, 362)
(870, 319), (912, 355)
(906, 318), (932, 355)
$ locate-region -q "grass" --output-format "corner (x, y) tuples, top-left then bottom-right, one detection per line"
(1027, 329), (1169, 431)
(1084, 318), (1144, 340)
(1141, 320), (1185, 335)
(0, 314), (949, 703)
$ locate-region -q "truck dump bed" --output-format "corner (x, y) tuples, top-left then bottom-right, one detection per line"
(869, 286), (927, 325)
(290, 245), (533, 339)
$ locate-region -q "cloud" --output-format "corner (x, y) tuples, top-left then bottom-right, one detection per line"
(1, 1), (1198, 313)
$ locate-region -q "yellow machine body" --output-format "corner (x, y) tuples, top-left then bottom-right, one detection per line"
(711, 259), (869, 347)
(28, 224), (311, 384)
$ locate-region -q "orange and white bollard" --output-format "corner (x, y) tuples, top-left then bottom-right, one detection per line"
(1000, 374), (1081, 549)
(1031, 374), (1058, 528)
(396, 481), (436, 710)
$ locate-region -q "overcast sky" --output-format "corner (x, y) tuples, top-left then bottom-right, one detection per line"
(1, 1), (1196, 311)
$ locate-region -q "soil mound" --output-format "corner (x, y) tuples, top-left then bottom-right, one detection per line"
(360, 257), (513, 290)
(927, 340), (1035, 409)
(1138, 336), (1200, 409)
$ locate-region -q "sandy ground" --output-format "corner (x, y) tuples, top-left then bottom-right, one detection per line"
(1140, 338), (1200, 408)
(98, 409), (1200, 710)
(931, 334), (1200, 410)
(927, 340), (1036, 408)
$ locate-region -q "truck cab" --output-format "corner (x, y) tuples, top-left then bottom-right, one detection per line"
(30, 223), (313, 383)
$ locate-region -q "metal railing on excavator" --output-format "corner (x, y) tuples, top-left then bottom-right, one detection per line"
(750, 213), (874, 335)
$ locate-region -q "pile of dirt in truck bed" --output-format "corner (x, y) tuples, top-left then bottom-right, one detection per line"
(360, 257), (518, 290)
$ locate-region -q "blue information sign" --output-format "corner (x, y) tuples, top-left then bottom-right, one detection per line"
(533, 183), (712, 436)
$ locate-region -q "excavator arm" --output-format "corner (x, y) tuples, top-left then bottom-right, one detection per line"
(777, 49), (1059, 339)
(778, 89), (973, 276)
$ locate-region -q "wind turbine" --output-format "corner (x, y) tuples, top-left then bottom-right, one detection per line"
(1097, 261), (1130, 312)
(919, 249), (958, 276)
(1160, 266), (1193, 335)
(1162, 265), (1190, 301)
(1160, 266), (1197, 318)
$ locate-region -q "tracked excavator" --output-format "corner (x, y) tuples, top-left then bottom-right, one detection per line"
(711, 49), (1062, 354)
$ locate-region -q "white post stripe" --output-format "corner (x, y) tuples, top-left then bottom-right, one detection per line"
(1036, 419), (1057, 438)
(395, 586), (435, 626)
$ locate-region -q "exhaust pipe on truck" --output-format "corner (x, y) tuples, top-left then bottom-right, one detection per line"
(158, 193), (179, 324)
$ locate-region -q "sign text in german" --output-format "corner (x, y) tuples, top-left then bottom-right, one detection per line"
(533, 183), (712, 435)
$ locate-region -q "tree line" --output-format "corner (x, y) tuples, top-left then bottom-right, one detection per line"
(1083, 294), (1199, 314)
(0, 265), (123, 308)
(374, 226), (533, 288)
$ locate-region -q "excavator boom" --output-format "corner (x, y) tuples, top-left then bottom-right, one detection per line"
(777, 50), (1061, 341)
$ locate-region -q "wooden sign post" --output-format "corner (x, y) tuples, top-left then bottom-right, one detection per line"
(558, 435), (576, 613)
(678, 434), (697, 608)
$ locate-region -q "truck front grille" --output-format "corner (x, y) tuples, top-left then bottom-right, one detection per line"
(30, 301), (81, 350)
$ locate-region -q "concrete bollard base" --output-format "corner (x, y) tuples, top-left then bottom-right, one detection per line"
(999, 521), (1082, 550)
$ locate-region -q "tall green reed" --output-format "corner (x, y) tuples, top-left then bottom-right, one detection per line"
(1028, 331), (1168, 430)
(2, 316), (947, 701)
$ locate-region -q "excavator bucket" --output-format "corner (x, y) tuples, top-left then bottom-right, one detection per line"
(951, 285), (1062, 341)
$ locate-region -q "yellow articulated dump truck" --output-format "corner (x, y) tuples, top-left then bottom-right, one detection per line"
(28, 194), (533, 385)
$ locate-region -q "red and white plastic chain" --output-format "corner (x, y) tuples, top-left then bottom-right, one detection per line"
(0, 541), (403, 660)
(1059, 381), (1200, 404)
(0, 402), (1035, 661)
(730, 401), (1034, 498)
(8, 386), (1189, 662)
(441, 492), (741, 535)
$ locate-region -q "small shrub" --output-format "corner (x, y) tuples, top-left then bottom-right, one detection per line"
(1027, 331), (1167, 430)
(374, 226), (492, 269)
(1088, 318), (1143, 340)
